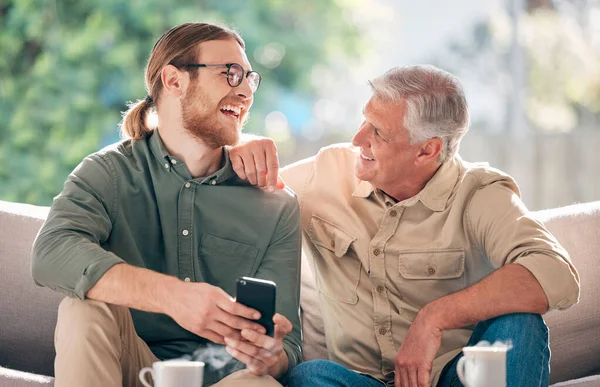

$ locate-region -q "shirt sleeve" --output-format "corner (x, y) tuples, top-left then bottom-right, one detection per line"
(31, 153), (125, 299)
(281, 156), (316, 210)
(466, 180), (580, 310)
(252, 195), (302, 382)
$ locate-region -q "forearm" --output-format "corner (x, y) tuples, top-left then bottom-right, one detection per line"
(421, 263), (549, 330)
(86, 262), (182, 315)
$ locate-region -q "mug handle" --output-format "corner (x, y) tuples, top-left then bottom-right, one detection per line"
(456, 356), (468, 387)
(139, 367), (155, 387)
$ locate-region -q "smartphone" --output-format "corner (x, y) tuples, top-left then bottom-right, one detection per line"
(235, 276), (276, 337)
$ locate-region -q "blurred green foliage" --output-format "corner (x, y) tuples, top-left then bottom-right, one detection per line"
(0, 0), (365, 205)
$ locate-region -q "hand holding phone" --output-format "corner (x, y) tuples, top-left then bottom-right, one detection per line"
(235, 277), (276, 337)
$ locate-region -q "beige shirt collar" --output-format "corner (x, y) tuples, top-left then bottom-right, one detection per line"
(352, 155), (461, 212)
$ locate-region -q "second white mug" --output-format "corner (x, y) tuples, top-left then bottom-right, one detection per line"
(139, 360), (205, 387)
(456, 344), (508, 387)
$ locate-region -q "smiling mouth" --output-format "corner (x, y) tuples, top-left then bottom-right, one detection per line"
(220, 104), (242, 120)
(360, 154), (375, 161)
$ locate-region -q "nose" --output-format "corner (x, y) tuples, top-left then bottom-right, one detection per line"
(235, 77), (254, 101)
(352, 122), (368, 147)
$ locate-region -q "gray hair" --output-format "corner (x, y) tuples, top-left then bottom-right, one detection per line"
(368, 65), (470, 163)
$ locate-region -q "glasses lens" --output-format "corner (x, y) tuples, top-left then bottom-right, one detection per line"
(228, 64), (244, 87)
(247, 71), (261, 92)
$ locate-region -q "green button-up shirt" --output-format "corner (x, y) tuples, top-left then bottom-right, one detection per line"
(31, 131), (302, 375)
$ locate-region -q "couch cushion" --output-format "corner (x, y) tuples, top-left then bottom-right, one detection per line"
(0, 367), (53, 387)
(0, 201), (61, 377)
(534, 202), (600, 384)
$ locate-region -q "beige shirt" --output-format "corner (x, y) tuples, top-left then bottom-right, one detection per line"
(281, 143), (580, 386)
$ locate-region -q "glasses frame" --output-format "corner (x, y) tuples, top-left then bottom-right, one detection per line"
(177, 63), (261, 93)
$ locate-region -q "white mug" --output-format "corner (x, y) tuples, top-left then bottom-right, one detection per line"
(139, 360), (205, 387)
(456, 345), (508, 387)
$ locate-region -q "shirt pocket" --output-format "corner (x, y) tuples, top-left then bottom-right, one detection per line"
(199, 233), (259, 296)
(398, 249), (466, 305)
(308, 215), (360, 304)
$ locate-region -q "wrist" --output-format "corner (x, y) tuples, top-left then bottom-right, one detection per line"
(156, 275), (185, 316)
(417, 301), (446, 331)
(269, 349), (289, 379)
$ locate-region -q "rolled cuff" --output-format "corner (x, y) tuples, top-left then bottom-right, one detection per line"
(516, 255), (580, 310)
(74, 253), (125, 300)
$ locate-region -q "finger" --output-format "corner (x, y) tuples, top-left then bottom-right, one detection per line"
(208, 319), (243, 341)
(225, 345), (268, 375)
(216, 303), (266, 334)
(244, 153), (259, 185)
(217, 293), (261, 321)
(241, 328), (275, 351)
(199, 329), (225, 345)
(417, 366), (430, 387)
(231, 153), (248, 180)
(273, 313), (293, 341)
(395, 368), (401, 386)
(254, 150), (268, 188)
(264, 145), (280, 190)
(408, 367), (419, 387)
(275, 175), (285, 190)
(400, 368), (410, 387)
(224, 337), (278, 364)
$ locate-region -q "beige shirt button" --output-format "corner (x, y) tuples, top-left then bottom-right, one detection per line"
(330, 240), (335, 248)
(428, 267), (436, 275)
(379, 327), (387, 335)
(373, 248), (380, 256)
(390, 210), (398, 217)
(185, 182), (191, 188)
(376, 285), (385, 293)
(182, 229), (189, 236)
(211, 180), (217, 185)
(184, 277), (191, 282)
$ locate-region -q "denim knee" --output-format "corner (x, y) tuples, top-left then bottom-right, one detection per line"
(289, 360), (333, 384)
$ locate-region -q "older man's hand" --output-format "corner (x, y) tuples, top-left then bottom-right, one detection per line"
(230, 137), (285, 192)
(394, 311), (443, 387)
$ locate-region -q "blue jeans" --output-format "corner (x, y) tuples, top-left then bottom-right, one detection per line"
(288, 313), (550, 387)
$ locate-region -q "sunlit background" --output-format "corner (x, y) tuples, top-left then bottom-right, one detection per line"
(1, 0), (599, 210)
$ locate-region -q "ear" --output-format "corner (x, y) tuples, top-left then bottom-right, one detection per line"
(415, 138), (443, 165)
(160, 64), (188, 98)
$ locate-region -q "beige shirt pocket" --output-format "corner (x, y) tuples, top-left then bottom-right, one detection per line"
(308, 215), (360, 304)
(398, 249), (466, 306)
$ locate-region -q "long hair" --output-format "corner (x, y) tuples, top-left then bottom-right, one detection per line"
(119, 23), (244, 140)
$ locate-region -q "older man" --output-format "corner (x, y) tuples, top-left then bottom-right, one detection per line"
(230, 65), (579, 386)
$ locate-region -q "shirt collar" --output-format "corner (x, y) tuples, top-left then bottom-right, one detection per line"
(352, 155), (461, 212)
(148, 130), (237, 184)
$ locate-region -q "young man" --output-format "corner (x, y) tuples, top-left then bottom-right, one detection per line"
(230, 65), (580, 386)
(31, 23), (301, 387)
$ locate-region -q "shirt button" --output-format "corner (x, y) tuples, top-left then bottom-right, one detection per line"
(182, 229), (189, 236)
(379, 327), (387, 335)
(376, 285), (385, 293)
(185, 182), (191, 188)
(171, 159), (177, 165)
(330, 240), (335, 248)
(428, 267), (436, 275)
(184, 277), (191, 282)
(211, 180), (217, 185)
(164, 163), (169, 169)
(390, 210), (397, 217)
(373, 248), (380, 256)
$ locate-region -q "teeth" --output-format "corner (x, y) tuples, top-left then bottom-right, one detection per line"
(220, 104), (241, 115)
(361, 154), (375, 161)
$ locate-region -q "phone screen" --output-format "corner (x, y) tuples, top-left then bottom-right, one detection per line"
(235, 277), (276, 337)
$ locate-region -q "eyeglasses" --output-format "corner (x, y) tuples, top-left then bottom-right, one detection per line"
(178, 63), (261, 93)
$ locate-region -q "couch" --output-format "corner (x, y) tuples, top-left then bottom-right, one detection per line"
(1, 199), (599, 386)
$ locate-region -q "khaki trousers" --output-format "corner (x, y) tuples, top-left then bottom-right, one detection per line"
(55, 297), (281, 387)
